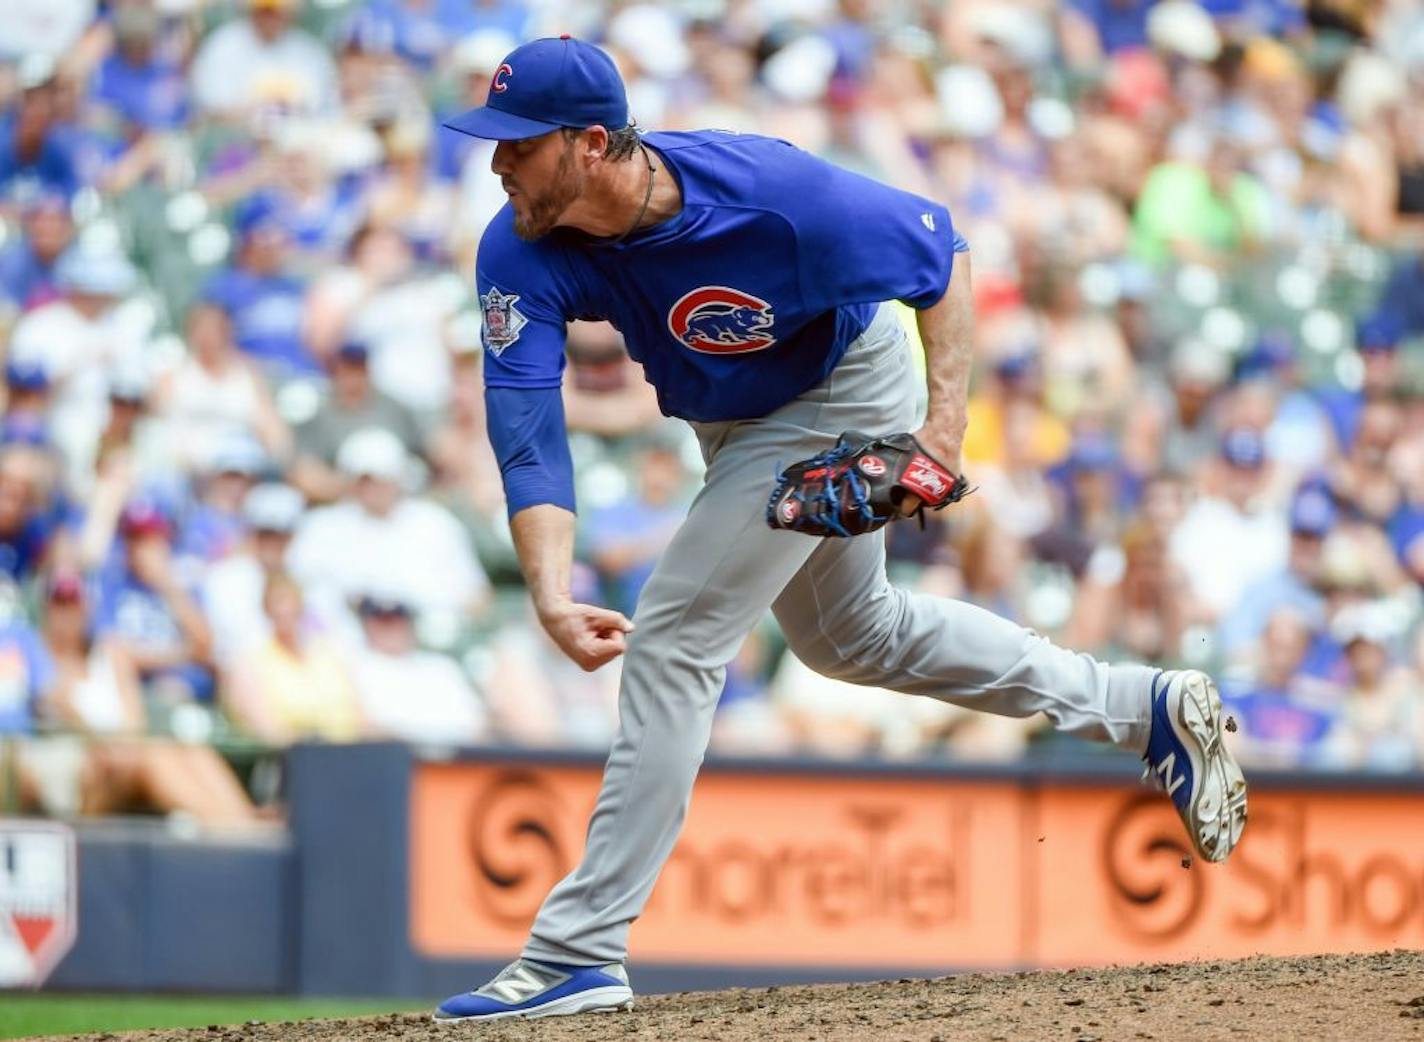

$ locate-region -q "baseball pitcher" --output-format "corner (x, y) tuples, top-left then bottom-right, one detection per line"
(434, 36), (1248, 1022)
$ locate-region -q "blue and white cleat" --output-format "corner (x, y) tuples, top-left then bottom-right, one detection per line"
(1143, 669), (1248, 863)
(433, 958), (633, 1022)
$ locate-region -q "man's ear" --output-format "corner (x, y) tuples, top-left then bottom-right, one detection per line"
(580, 125), (611, 163)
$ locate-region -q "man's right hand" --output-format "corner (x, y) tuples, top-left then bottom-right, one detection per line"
(537, 599), (635, 672)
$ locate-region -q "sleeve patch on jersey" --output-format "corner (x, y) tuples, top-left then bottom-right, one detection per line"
(479, 287), (529, 356)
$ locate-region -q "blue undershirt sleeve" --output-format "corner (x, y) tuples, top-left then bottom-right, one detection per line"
(486, 385), (576, 518)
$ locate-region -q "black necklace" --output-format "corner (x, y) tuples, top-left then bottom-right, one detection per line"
(611, 143), (655, 244)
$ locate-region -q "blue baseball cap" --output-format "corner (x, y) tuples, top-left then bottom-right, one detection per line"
(1355, 311), (1402, 354)
(1289, 485), (1336, 537)
(5, 361), (50, 392)
(442, 36), (628, 141)
(1220, 427), (1266, 469)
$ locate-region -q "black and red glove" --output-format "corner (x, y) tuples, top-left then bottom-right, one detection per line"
(766, 431), (971, 538)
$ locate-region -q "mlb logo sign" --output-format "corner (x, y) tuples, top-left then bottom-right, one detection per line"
(0, 822), (77, 988)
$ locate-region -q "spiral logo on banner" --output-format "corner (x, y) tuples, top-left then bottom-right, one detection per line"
(1101, 793), (1206, 940)
(466, 772), (568, 927)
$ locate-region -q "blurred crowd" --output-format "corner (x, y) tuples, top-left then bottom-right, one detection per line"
(1, 0), (1423, 826)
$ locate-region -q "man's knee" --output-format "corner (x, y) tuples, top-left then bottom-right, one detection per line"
(781, 588), (906, 683)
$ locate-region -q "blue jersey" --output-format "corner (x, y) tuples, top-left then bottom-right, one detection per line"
(477, 130), (961, 423)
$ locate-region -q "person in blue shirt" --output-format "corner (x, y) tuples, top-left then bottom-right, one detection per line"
(1376, 251), (1424, 338)
(0, 79), (82, 206)
(93, 500), (215, 704)
(1216, 483), (1333, 659)
(91, 4), (190, 133)
(201, 194), (316, 377)
(0, 604), (56, 736)
(584, 432), (690, 617)
(431, 37), (1247, 1022)
(0, 192), (73, 312)
(1315, 312), (1404, 450)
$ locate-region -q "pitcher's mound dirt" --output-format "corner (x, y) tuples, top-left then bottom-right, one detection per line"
(42, 949), (1424, 1042)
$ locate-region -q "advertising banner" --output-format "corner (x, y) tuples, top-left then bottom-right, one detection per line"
(409, 762), (1424, 971)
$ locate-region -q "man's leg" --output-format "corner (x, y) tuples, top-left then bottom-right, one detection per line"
(772, 530), (1156, 752)
(772, 532), (1247, 861)
(523, 306), (918, 966)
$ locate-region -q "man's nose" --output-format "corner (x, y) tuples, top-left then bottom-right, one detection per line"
(491, 141), (514, 175)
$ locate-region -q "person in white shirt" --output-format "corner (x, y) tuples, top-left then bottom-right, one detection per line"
(8, 247), (155, 479)
(1169, 427), (1289, 622)
(287, 427), (489, 642)
(202, 482), (305, 665)
(189, 0), (339, 119)
(349, 591), (488, 745)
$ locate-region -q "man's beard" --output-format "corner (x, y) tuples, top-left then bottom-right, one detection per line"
(512, 144), (583, 241)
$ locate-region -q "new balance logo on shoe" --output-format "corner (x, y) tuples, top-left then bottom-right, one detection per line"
(1154, 752), (1186, 798)
(486, 965), (557, 1005)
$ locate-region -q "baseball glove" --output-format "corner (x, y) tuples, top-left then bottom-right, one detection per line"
(765, 430), (971, 538)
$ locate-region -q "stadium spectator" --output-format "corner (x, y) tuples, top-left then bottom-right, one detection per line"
(288, 427), (488, 639)
(1216, 483), (1335, 660)
(8, 245), (153, 476)
(201, 195), (315, 378)
(349, 590), (487, 744)
(1170, 427), (1288, 622)
(175, 436), (268, 567)
(34, 568), (260, 825)
(0, 76), (83, 204)
(287, 339), (425, 503)
(0, 192), (73, 315)
(0, 445), (67, 583)
(91, 2), (190, 133)
(585, 431), (691, 618)
(93, 500), (214, 706)
(156, 301), (292, 476)
(203, 482), (304, 665)
(223, 571), (361, 744)
(1323, 601), (1419, 770)
(301, 223), (466, 416)
(189, 0), (339, 120)
(1220, 608), (1341, 769)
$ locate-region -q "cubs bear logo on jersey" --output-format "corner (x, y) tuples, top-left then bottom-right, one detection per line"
(667, 286), (775, 354)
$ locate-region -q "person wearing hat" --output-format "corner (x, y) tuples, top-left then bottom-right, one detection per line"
(1216, 483), (1336, 659)
(190, 0), (338, 119)
(288, 335), (425, 503)
(93, 499), (215, 706)
(288, 427), (488, 638)
(203, 482), (306, 665)
(177, 435), (270, 565)
(8, 242), (153, 480)
(433, 36), (1247, 1020)
(0, 191), (73, 313)
(347, 585), (488, 745)
(1169, 426), (1289, 621)
(1316, 311), (1404, 451)
(199, 199), (317, 378)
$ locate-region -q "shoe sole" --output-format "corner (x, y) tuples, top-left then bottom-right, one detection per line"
(1173, 671), (1248, 863)
(432, 987), (634, 1023)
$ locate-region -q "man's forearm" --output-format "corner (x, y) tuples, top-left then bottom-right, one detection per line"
(914, 254), (975, 465)
(510, 503), (578, 618)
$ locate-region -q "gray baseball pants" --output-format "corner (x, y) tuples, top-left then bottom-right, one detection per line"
(522, 304), (1156, 966)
